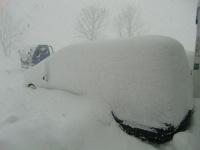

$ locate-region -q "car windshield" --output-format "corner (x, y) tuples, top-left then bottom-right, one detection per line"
(34, 46), (49, 56)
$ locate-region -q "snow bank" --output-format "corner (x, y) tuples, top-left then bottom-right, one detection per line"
(0, 37), (198, 150)
(173, 132), (198, 150)
(0, 86), (157, 150)
(25, 35), (193, 129)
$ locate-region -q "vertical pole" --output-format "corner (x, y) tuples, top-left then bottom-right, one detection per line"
(193, 1), (200, 97)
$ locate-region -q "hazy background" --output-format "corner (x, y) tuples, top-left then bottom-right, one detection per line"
(1, 0), (198, 53)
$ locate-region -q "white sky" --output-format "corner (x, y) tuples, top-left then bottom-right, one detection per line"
(5, 0), (199, 52)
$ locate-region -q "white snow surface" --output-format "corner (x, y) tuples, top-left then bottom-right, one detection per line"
(25, 36), (193, 129)
(0, 0), (199, 149)
(0, 55), (159, 150)
(0, 37), (199, 150)
(173, 132), (198, 150)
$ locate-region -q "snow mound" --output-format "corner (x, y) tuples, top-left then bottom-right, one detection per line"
(24, 35), (193, 129)
(173, 132), (198, 150)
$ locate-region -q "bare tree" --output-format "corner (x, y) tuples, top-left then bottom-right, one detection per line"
(75, 5), (108, 41)
(0, 7), (23, 56)
(115, 5), (146, 38)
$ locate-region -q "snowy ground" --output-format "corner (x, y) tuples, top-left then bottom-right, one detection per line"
(0, 46), (199, 150)
(0, 0), (199, 149)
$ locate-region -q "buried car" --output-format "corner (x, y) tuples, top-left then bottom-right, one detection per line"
(18, 45), (54, 69)
(24, 35), (193, 144)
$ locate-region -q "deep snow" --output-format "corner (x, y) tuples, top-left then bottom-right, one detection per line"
(0, 0), (199, 149)
(24, 35), (193, 130)
(0, 56), (158, 150)
(0, 37), (199, 150)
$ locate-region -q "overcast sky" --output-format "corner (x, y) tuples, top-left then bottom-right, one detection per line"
(3, 0), (199, 52)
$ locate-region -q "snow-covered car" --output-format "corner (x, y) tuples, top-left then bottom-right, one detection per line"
(24, 35), (193, 144)
(18, 45), (54, 69)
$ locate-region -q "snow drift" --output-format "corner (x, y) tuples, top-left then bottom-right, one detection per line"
(24, 35), (193, 143)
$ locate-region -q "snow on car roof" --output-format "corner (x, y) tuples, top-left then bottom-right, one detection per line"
(24, 35), (193, 129)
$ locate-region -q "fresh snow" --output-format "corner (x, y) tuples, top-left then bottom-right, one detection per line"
(0, 56), (158, 150)
(173, 132), (198, 150)
(0, 36), (199, 150)
(24, 35), (193, 129)
(0, 0), (199, 149)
